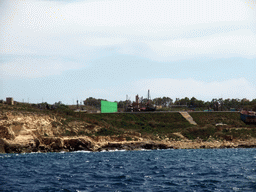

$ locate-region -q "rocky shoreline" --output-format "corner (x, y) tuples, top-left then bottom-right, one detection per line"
(2, 136), (256, 154)
(1, 111), (256, 154)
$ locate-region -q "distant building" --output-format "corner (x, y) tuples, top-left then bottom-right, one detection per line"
(6, 97), (14, 105)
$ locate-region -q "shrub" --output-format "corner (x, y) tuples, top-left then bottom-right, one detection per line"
(95, 127), (118, 136)
(182, 125), (216, 141)
(126, 137), (132, 141)
(62, 130), (76, 136)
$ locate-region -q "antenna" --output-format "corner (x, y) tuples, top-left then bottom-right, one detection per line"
(148, 89), (151, 100)
(126, 95), (128, 111)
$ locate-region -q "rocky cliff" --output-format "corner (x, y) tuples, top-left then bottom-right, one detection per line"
(1, 111), (256, 153)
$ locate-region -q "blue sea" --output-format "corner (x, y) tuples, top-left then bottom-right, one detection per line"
(1, 149), (256, 191)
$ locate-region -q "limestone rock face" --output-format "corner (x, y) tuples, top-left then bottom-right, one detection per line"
(1, 111), (256, 153)
(0, 125), (15, 140)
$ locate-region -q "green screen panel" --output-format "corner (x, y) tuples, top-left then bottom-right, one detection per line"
(101, 100), (118, 113)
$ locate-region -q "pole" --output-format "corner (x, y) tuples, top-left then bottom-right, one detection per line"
(126, 95), (128, 112)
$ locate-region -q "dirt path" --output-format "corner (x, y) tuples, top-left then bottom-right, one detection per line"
(179, 112), (197, 125)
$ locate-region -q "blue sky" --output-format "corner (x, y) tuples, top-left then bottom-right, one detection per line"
(0, 0), (256, 104)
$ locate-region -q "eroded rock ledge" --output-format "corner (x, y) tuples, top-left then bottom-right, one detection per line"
(2, 136), (256, 154)
(0, 138), (172, 153)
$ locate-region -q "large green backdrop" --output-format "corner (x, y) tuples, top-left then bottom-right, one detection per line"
(101, 100), (118, 113)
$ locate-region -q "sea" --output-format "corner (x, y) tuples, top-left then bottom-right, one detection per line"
(1, 148), (256, 192)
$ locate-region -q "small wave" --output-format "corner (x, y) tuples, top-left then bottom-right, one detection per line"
(140, 149), (151, 151)
(100, 149), (127, 152)
(233, 187), (241, 191)
(0, 155), (12, 158)
(72, 150), (92, 153)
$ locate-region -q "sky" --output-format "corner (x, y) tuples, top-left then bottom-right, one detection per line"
(0, 0), (256, 104)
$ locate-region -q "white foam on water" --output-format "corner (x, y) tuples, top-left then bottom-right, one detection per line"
(140, 149), (151, 151)
(232, 187), (241, 191)
(100, 149), (127, 152)
(72, 150), (92, 153)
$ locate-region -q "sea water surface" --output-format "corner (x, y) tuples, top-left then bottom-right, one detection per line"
(1, 148), (256, 191)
